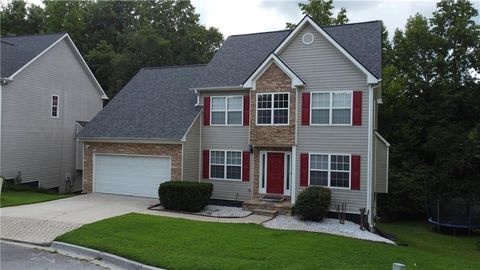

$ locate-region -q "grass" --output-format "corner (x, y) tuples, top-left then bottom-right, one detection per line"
(0, 189), (74, 207)
(56, 213), (480, 270)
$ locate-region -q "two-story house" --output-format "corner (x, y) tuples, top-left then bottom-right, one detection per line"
(0, 33), (108, 193)
(78, 17), (389, 225)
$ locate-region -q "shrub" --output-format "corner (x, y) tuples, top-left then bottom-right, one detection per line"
(295, 187), (331, 221)
(159, 181), (213, 212)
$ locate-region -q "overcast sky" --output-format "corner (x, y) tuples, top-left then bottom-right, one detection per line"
(24, 0), (480, 38)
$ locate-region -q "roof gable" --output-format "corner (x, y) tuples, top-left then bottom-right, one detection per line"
(243, 53), (305, 89)
(1, 33), (107, 99)
(274, 16), (380, 83)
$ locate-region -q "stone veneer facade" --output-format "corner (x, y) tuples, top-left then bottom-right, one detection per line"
(249, 63), (296, 146)
(83, 142), (182, 193)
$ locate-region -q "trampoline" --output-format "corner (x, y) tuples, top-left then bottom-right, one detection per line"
(427, 198), (480, 234)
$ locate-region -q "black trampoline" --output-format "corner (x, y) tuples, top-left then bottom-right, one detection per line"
(427, 198), (480, 234)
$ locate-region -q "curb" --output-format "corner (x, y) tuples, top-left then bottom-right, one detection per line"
(51, 241), (165, 270)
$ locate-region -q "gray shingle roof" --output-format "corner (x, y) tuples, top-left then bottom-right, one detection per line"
(78, 65), (205, 140)
(195, 30), (291, 88)
(1, 33), (66, 78)
(195, 20), (381, 88)
(323, 21), (382, 79)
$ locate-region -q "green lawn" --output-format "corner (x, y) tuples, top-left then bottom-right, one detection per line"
(0, 190), (74, 207)
(56, 213), (480, 270)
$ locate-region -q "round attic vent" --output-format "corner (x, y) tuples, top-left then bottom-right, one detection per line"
(302, 32), (314, 45)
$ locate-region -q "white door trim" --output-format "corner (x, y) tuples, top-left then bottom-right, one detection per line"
(258, 151), (292, 196)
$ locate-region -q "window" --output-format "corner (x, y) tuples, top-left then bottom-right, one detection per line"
(310, 154), (350, 188)
(210, 150), (242, 180)
(311, 91), (352, 125)
(256, 93), (289, 125)
(211, 96), (243, 125)
(51, 95), (59, 118)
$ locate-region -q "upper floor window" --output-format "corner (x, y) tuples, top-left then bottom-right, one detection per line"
(310, 154), (350, 188)
(211, 96), (243, 125)
(257, 93), (289, 125)
(311, 91), (351, 125)
(210, 150), (242, 180)
(51, 95), (59, 118)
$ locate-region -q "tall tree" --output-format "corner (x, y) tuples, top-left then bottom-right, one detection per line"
(286, 0), (348, 29)
(0, 0), (45, 35)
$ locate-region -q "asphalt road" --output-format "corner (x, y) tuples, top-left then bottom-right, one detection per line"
(0, 241), (107, 270)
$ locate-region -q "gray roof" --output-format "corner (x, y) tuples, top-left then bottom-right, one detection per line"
(322, 20), (382, 79)
(1, 33), (66, 78)
(76, 121), (89, 128)
(196, 20), (381, 88)
(78, 65), (205, 140)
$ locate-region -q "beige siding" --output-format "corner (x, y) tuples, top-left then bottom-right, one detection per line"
(198, 90), (252, 201)
(280, 24), (370, 213)
(0, 39), (103, 192)
(183, 114), (200, 181)
(375, 134), (388, 193)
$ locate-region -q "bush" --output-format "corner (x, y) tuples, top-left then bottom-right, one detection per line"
(295, 187), (331, 221)
(159, 181), (213, 212)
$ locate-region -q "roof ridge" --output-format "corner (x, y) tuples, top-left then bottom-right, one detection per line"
(142, 64), (207, 70)
(320, 20), (382, 28)
(229, 29), (291, 38)
(1, 32), (67, 39)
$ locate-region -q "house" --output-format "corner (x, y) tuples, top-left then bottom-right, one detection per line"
(78, 16), (389, 225)
(0, 33), (108, 193)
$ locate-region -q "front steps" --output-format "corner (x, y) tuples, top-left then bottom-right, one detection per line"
(243, 197), (293, 216)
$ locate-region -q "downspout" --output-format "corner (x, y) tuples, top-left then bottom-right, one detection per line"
(368, 83), (381, 226)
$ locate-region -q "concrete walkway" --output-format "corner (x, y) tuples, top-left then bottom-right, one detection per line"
(0, 193), (157, 245)
(1, 193), (270, 245)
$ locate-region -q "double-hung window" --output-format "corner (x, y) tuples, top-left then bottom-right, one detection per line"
(51, 95), (59, 118)
(256, 93), (289, 125)
(211, 96), (243, 125)
(310, 154), (350, 188)
(210, 150), (242, 180)
(311, 91), (352, 125)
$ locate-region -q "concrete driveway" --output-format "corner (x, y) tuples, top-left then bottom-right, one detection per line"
(0, 193), (158, 245)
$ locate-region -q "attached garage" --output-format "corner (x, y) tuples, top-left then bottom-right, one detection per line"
(93, 154), (171, 198)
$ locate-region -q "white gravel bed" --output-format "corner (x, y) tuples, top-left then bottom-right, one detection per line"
(263, 216), (394, 244)
(198, 205), (252, 218)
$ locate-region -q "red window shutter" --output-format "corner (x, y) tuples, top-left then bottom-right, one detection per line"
(202, 150), (210, 179)
(242, 151), (250, 181)
(351, 155), (361, 190)
(243, 95), (250, 126)
(301, 93), (310, 126)
(352, 91), (362, 126)
(203, 96), (210, 126)
(300, 153), (309, 187)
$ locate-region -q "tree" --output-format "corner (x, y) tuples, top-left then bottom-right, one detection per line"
(0, 0), (45, 35)
(286, 0), (348, 29)
(378, 0), (480, 220)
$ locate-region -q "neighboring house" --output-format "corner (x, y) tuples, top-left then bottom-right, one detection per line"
(79, 16), (389, 225)
(0, 33), (108, 193)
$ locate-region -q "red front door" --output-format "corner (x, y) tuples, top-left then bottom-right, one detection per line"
(266, 153), (284, 194)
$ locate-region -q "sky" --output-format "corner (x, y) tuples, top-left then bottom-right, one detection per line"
(23, 0), (480, 38)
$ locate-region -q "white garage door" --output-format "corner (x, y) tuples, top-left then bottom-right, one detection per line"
(94, 154), (171, 198)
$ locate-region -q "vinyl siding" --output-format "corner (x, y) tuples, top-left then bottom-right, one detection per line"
(182, 114), (200, 181)
(199, 90), (252, 201)
(75, 123), (84, 170)
(280, 24), (370, 213)
(0, 39), (103, 192)
(375, 134), (388, 193)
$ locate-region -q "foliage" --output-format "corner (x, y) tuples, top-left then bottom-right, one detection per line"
(295, 187), (331, 221)
(378, 0), (480, 220)
(159, 181), (213, 212)
(0, 0), (223, 98)
(57, 214), (480, 270)
(286, 0), (348, 29)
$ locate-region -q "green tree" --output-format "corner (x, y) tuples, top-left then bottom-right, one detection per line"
(0, 0), (45, 35)
(286, 0), (348, 29)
